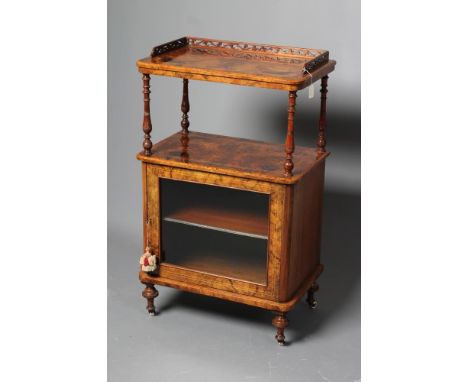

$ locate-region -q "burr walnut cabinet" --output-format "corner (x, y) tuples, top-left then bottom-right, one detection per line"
(136, 37), (336, 345)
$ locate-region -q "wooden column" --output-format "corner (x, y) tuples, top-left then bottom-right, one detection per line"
(180, 79), (190, 161)
(317, 76), (328, 153)
(142, 74), (153, 156)
(180, 78), (190, 135)
(284, 91), (297, 176)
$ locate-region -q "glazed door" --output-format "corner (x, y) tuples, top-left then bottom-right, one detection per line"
(144, 164), (288, 301)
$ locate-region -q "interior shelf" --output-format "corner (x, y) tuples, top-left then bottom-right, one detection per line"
(163, 205), (268, 239)
(161, 223), (268, 285)
(166, 250), (267, 285)
(160, 177), (270, 239)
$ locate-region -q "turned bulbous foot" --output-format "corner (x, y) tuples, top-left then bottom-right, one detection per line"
(306, 283), (319, 309)
(272, 312), (289, 345)
(142, 283), (159, 315)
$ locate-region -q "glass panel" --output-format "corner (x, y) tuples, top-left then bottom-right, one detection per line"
(160, 179), (269, 284)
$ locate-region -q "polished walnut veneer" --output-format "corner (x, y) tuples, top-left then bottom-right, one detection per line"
(135, 37), (335, 345)
(137, 36), (335, 91)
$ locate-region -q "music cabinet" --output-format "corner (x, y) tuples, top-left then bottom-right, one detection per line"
(136, 37), (336, 345)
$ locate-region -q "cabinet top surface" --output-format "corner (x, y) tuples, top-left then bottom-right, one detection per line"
(136, 37), (335, 91)
(137, 131), (328, 184)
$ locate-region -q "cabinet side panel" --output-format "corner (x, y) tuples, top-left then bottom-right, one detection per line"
(286, 160), (326, 299)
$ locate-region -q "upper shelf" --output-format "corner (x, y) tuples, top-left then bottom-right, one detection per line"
(136, 36), (336, 91)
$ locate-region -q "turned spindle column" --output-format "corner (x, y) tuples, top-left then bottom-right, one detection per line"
(284, 91), (297, 176)
(142, 74), (153, 156)
(272, 312), (289, 345)
(317, 76), (328, 153)
(180, 78), (190, 135)
(180, 79), (190, 161)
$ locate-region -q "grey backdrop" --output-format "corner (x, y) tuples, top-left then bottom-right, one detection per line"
(108, 1), (360, 381)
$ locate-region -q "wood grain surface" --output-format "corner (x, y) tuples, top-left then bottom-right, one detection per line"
(286, 160), (326, 299)
(137, 36), (335, 91)
(139, 263), (323, 312)
(137, 131), (328, 185)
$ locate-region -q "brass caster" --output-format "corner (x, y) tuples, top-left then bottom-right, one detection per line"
(275, 332), (286, 345)
(308, 299), (318, 309)
(306, 283), (319, 309)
